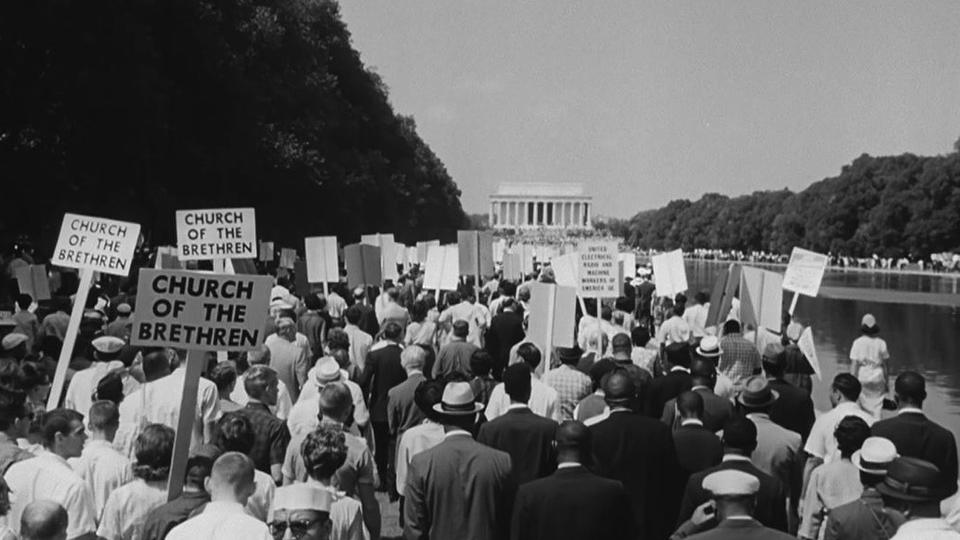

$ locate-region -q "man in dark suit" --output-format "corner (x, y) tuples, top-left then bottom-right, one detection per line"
(871, 371), (959, 496)
(662, 358), (734, 432)
(762, 343), (815, 441)
(677, 416), (788, 533)
(682, 469), (794, 540)
(484, 298), (525, 379)
(360, 321), (407, 495)
(404, 381), (514, 540)
(645, 341), (693, 418)
(673, 391), (723, 477)
(478, 363), (558, 485)
(590, 369), (682, 540)
(511, 420), (635, 540)
(387, 345), (428, 446)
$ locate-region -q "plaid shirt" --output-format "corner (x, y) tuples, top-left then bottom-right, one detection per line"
(239, 402), (291, 474)
(543, 364), (593, 421)
(719, 333), (762, 385)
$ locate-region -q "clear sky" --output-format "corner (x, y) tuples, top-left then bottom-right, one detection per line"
(339, 1), (960, 218)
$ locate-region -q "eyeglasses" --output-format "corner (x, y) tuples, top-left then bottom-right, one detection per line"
(268, 517), (324, 540)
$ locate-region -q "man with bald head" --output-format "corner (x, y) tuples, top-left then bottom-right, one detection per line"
(20, 501), (68, 540)
(511, 420), (634, 540)
(589, 369), (681, 540)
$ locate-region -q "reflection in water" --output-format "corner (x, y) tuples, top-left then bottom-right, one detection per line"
(686, 261), (960, 437)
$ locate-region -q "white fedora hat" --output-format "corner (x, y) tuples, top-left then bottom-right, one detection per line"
(433, 382), (484, 416)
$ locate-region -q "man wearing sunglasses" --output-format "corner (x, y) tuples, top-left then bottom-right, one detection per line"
(269, 484), (333, 540)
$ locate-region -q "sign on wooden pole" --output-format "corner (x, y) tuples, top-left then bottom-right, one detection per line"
(48, 213), (141, 410)
(343, 244), (382, 289)
(457, 230), (494, 284)
(577, 241), (619, 298)
(651, 249), (688, 298)
(175, 208), (257, 260)
(797, 327), (822, 380)
(361, 233), (399, 281)
(739, 267), (784, 332)
(132, 269), (272, 500)
(783, 247), (829, 316)
(258, 241), (274, 262)
(527, 283), (577, 374)
(15, 265), (51, 301)
(416, 240), (440, 266)
(304, 236), (339, 288)
(502, 252), (522, 281)
(279, 248), (297, 270)
(706, 264), (741, 329)
(423, 245), (459, 294)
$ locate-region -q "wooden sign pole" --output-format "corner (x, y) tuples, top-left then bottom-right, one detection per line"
(788, 291), (799, 316)
(167, 349), (204, 500)
(544, 286), (556, 373)
(596, 296), (603, 357)
(47, 268), (94, 411)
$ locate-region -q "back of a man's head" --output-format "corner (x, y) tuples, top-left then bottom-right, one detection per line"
(207, 452), (255, 503)
(216, 412), (255, 454)
(452, 320), (469, 339)
(318, 382), (353, 423)
(141, 349), (171, 381)
(414, 380), (445, 421)
(690, 358), (717, 386)
(503, 363), (532, 403)
(20, 500), (68, 540)
(88, 400), (119, 432)
(611, 333), (632, 355)
(894, 371), (926, 406)
(721, 416), (758, 454)
(556, 420), (591, 461)
(516, 343), (542, 370)
(832, 373), (862, 403)
(677, 390), (704, 419)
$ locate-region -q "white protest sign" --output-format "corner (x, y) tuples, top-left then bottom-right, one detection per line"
(651, 249), (688, 298)
(797, 326), (822, 379)
(527, 283), (577, 373)
(416, 240), (440, 265)
(618, 252), (636, 285)
(739, 266), (783, 332)
(304, 236), (339, 284)
(501, 252), (523, 280)
(783, 247), (829, 297)
(423, 245), (459, 292)
(578, 241), (619, 298)
(132, 269), (273, 351)
(493, 240), (506, 264)
(406, 246), (418, 266)
(361, 233), (399, 281)
(259, 241), (274, 262)
(52, 213), (140, 276)
(176, 208), (256, 261)
(279, 248), (297, 269)
(552, 253), (580, 289)
(516, 244), (535, 275)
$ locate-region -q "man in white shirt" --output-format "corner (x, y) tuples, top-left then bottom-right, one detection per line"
(343, 307), (374, 373)
(438, 291), (484, 348)
(166, 452), (272, 540)
(486, 343), (560, 422)
(656, 304), (692, 346)
(115, 349), (219, 458)
(68, 400), (133, 522)
(681, 292), (710, 338)
(64, 335), (124, 419)
(6, 408), (97, 540)
(264, 317), (311, 403)
(803, 373), (874, 487)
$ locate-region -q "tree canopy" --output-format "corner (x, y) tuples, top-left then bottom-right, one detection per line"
(0, 0), (465, 251)
(627, 148), (960, 258)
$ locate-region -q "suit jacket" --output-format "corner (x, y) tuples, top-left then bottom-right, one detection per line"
(661, 386), (734, 433)
(511, 465), (636, 540)
(823, 488), (904, 540)
(686, 518), (795, 540)
(673, 423), (723, 477)
(645, 369), (693, 418)
(356, 303), (380, 337)
(871, 411), (959, 495)
(590, 410), (682, 540)
(360, 342), (406, 423)
(484, 312), (525, 375)
(478, 406), (558, 485)
(747, 413), (801, 498)
(404, 432), (514, 540)
(768, 378), (815, 440)
(387, 372), (426, 438)
(678, 457), (788, 532)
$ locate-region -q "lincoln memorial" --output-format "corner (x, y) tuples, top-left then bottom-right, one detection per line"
(489, 183), (593, 229)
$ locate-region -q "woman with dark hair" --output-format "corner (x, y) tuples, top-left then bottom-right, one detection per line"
(849, 314), (890, 420)
(97, 424), (174, 540)
(404, 300), (437, 351)
(17, 361), (50, 422)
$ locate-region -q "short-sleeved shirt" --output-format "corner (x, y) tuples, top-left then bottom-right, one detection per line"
(804, 401), (875, 463)
(97, 478), (168, 540)
(141, 491), (210, 540)
(68, 439), (134, 521)
(719, 333), (762, 385)
(5, 451), (97, 539)
(542, 365), (592, 421)
(165, 501), (272, 540)
(238, 402), (290, 473)
(282, 420), (377, 495)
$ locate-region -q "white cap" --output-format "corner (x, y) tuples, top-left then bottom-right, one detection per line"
(92, 335), (125, 355)
(702, 469), (760, 497)
(272, 484), (333, 512)
(1, 333), (28, 351)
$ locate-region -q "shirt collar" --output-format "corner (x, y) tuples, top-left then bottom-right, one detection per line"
(745, 412), (770, 421)
(691, 385), (711, 391)
(556, 462), (582, 470)
(722, 454), (752, 463)
(444, 429), (472, 440)
(670, 366), (691, 374)
(898, 407), (924, 415)
(204, 501), (248, 514)
(406, 369), (424, 376)
(896, 518), (954, 533)
(507, 403), (529, 411)
(681, 419), (704, 427)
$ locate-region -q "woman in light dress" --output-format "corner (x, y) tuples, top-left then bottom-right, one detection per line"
(849, 313), (890, 419)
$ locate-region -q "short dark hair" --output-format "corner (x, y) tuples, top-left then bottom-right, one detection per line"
(243, 365), (277, 400)
(17, 361), (49, 392)
(722, 319), (741, 335)
(20, 500), (68, 540)
(410, 300), (428, 323)
(216, 412), (255, 454)
(141, 349), (171, 380)
(88, 400), (119, 431)
(452, 320), (469, 338)
(304, 293), (323, 311)
(894, 371), (926, 405)
(345, 305), (362, 324)
(41, 409), (84, 448)
(516, 343), (542, 370)
(210, 361), (238, 394)
(835, 416), (871, 459)
(676, 391), (704, 418)
(301, 426), (348, 481)
(318, 382), (352, 420)
(414, 380), (445, 421)
(326, 328), (350, 352)
(133, 424), (175, 481)
(631, 326), (650, 347)
(0, 386), (28, 431)
(832, 373), (862, 402)
(15, 294), (32, 311)
(665, 342), (692, 368)
(611, 333), (632, 353)
(503, 363), (532, 402)
(469, 350), (493, 377)
(721, 416), (758, 452)
(382, 321), (403, 341)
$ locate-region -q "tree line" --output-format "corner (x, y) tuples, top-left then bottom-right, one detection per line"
(0, 0), (466, 253)
(622, 143), (960, 259)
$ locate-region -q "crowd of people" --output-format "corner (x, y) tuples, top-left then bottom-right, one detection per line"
(0, 256), (958, 540)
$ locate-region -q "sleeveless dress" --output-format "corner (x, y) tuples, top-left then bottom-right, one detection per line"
(849, 335), (889, 419)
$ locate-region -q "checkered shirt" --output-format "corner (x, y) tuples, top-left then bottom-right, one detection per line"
(719, 333), (762, 385)
(543, 364), (593, 421)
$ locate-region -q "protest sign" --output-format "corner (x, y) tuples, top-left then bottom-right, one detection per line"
(618, 252), (636, 286)
(501, 252), (523, 280)
(304, 236), (339, 292)
(493, 239), (506, 264)
(416, 240), (440, 265)
(48, 213), (141, 411)
(279, 248), (297, 270)
(293, 260), (309, 295)
(706, 264), (742, 329)
(259, 241), (274, 262)
(578, 241), (619, 298)
(343, 244), (382, 289)
(132, 268), (271, 499)
(406, 246), (418, 267)
(783, 247), (828, 298)
(651, 249), (687, 298)
(175, 208), (256, 261)
(15, 265), (50, 301)
(423, 245), (459, 294)
(739, 267), (784, 332)
(797, 327), (822, 379)
(552, 253), (580, 289)
(154, 246), (182, 270)
(361, 233), (399, 281)
(457, 230), (495, 282)
(230, 259), (259, 275)
(527, 283), (577, 374)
